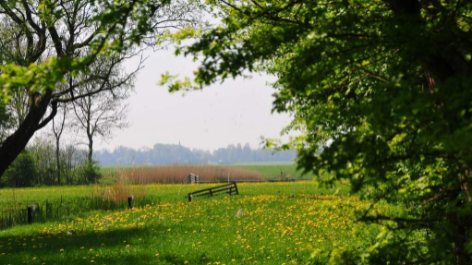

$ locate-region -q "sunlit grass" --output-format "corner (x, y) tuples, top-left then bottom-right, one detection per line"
(0, 182), (392, 265)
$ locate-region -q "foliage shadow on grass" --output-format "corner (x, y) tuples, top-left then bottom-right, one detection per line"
(0, 225), (212, 265)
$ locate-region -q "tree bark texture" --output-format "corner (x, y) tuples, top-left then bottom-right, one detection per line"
(0, 93), (54, 176)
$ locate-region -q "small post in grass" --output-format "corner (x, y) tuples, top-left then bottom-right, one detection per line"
(188, 173), (195, 184)
(27, 205), (36, 224)
(128, 195), (134, 209)
(188, 173), (200, 184)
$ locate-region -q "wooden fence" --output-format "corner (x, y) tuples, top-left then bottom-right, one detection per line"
(187, 182), (239, 202)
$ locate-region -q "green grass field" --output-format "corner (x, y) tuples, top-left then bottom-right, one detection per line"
(234, 164), (307, 179)
(0, 182), (396, 265)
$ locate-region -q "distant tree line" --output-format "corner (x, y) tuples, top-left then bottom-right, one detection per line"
(1, 141), (296, 187)
(95, 143), (297, 165)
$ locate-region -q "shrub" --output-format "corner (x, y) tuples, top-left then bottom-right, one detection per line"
(1, 151), (38, 187)
(82, 161), (101, 184)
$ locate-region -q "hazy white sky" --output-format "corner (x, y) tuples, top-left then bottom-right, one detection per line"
(91, 48), (292, 151)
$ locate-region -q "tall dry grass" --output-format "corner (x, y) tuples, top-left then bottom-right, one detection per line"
(96, 173), (146, 203)
(118, 165), (262, 184)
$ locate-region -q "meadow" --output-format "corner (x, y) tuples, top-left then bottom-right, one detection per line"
(0, 181), (401, 265)
(0, 164), (313, 229)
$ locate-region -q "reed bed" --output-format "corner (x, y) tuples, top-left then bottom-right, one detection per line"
(118, 165), (262, 184)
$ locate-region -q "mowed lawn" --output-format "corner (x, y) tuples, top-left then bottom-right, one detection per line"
(0, 183), (391, 265)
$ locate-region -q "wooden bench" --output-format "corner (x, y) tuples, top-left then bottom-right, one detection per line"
(187, 182), (239, 202)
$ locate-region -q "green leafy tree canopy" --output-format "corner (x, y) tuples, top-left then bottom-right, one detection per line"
(167, 1), (472, 264)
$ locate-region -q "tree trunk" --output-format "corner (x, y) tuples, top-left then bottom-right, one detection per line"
(0, 94), (52, 177)
(55, 138), (61, 185)
(459, 171), (472, 202)
(87, 134), (93, 164)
